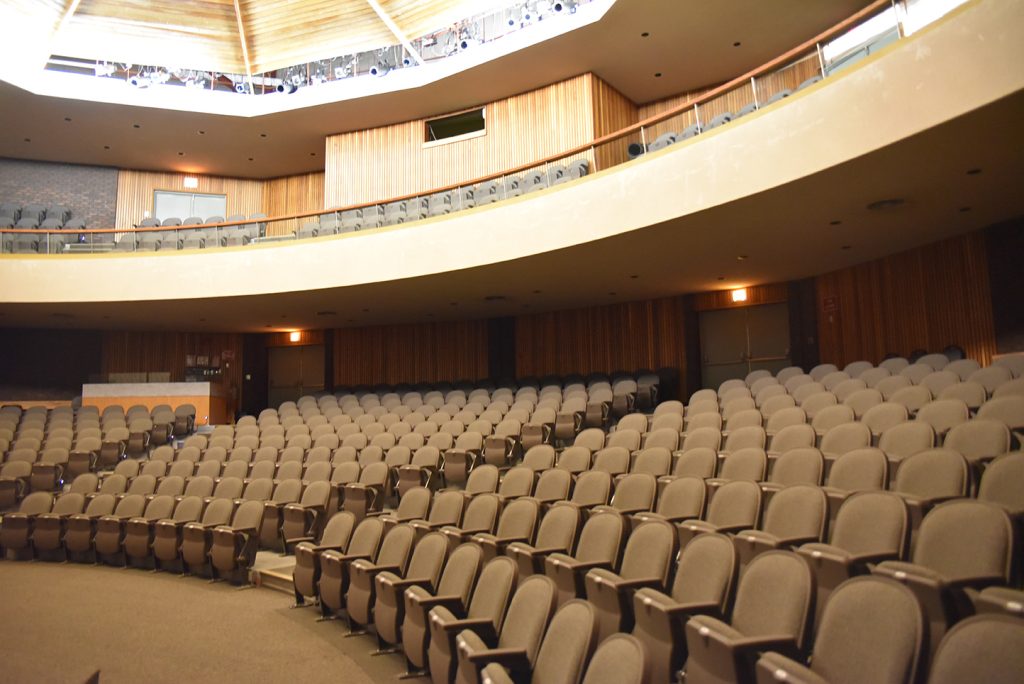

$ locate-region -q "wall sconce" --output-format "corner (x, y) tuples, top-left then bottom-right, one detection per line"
(731, 288), (748, 303)
(183, 177), (199, 189)
(289, 331), (302, 342)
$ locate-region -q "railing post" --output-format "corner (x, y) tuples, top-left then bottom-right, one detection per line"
(639, 125), (647, 154)
(892, 0), (905, 39)
(694, 103), (702, 131)
(750, 76), (759, 108)
(816, 42), (826, 78)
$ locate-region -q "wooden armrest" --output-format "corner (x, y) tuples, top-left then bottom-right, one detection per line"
(465, 647), (530, 668)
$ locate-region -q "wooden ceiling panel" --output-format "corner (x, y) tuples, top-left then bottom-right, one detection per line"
(242, 0), (391, 74)
(53, 0), (243, 72)
(380, 0), (495, 40)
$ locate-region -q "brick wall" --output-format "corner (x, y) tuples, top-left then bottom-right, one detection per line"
(0, 157), (118, 228)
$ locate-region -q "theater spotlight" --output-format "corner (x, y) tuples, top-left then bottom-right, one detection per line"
(370, 62), (391, 76)
(276, 82), (298, 94)
(552, 1), (577, 13)
(627, 142), (646, 160)
(402, 56), (413, 67)
(129, 74), (150, 88)
(234, 81), (250, 94)
(459, 38), (480, 50)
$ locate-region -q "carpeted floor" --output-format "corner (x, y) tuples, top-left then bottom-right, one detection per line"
(0, 560), (407, 684)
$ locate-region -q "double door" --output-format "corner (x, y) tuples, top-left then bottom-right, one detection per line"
(699, 302), (791, 390)
(268, 344), (325, 407)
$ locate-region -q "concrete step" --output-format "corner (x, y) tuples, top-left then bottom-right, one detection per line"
(252, 565), (295, 595)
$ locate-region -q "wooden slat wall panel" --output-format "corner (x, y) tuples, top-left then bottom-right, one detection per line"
(816, 231), (997, 367)
(692, 283), (790, 311)
(590, 76), (639, 171)
(333, 321), (489, 386)
(261, 171), (325, 237)
(515, 298), (687, 379)
(324, 74), (595, 207)
(101, 330), (244, 413)
(115, 170), (264, 230)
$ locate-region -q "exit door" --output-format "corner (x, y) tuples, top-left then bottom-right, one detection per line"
(699, 303), (791, 390)
(268, 345), (325, 407)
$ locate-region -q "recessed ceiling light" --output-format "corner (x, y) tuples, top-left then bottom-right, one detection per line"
(641, 32), (650, 37)
(23, 138), (30, 142)
(199, 317), (206, 322)
(280, 314), (286, 318)
(608, 291), (617, 296)
(316, 310), (337, 316)
(346, 318), (354, 323)
(959, 206), (972, 212)
(132, 124), (141, 129)
(177, 152), (184, 156)
(532, 289), (541, 294)
(484, 295), (506, 301)
(841, 245), (852, 250)
(629, 274), (639, 279)
(717, 276), (725, 281)
(103, 145), (110, 150)
(362, 308), (370, 312)
(737, 255), (748, 261)
(733, 41), (742, 47)
(654, 72), (662, 78)
(866, 198), (905, 211)
(198, 130), (206, 135)
(64, 117), (72, 122)
(260, 133), (268, 138)
(426, 313), (434, 318)
(450, 302), (458, 306)
(966, 168), (982, 175)
(829, 220), (842, 226)
(265, 324), (272, 327)
(247, 157), (254, 161)
(309, 152), (316, 156)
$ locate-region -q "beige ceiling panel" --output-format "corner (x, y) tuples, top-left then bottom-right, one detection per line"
(52, 0), (243, 72)
(382, 0), (507, 39)
(242, 0), (391, 74)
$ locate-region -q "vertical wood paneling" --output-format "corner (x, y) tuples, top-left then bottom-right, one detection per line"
(261, 171), (325, 236)
(692, 283), (790, 311)
(816, 231), (997, 366)
(324, 74), (596, 207)
(590, 75), (639, 171)
(115, 170), (264, 230)
(333, 320), (489, 386)
(101, 330), (245, 416)
(515, 297), (687, 379)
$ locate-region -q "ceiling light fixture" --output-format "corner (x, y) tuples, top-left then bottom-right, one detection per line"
(289, 331), (302, 342)
(731, 288), (748, 302)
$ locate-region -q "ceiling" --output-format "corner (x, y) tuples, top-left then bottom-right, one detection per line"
(0, 0), (871, 179)
(2, 89), (1022, 332)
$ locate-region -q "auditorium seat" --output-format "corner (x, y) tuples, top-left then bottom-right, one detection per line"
(677, 479), (762, 549)
(632, 531), (738, 683)
(683, 550), (814, 684)
(209, 499), (266, 584)
(754, 575), (924, 684)
(545, 509), (624, 607)
(318, 516), (386, 619)
(797, 490), (909, 624)
(873, 500), (1017, 656)
(978, 452), (1024, 517)
(732, 484), (828, 567)
(123, 494), (190, 566)
(0, 491), (53, 558)
(28, 490), (86, 560)
(346, 523), (417, 632)
(926, 614), (1024, 684)
(92, 493), (149, 565)
(427, 556), (518, 684)
(891, 449), (970, 529)
(401, 542), (484, 675)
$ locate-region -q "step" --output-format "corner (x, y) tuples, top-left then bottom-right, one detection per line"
(252, 565), (295, 595)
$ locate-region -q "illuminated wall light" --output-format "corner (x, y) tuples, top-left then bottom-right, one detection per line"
(731, 288), (748, 303)
(289, 331), (302, 343)
(183, 176), (199, 189)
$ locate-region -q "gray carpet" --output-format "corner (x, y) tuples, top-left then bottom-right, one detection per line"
(0, 560), (407, 684)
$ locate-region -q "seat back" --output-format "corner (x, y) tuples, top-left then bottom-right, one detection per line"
(620, 519), (676, 583)
(790, 576), (924, 684)
(769, 447), (824, 486)
(570, 470), (612, 507)
(718, 447), (767, 481)
(826, 448), (889, 492)
(574, 510), (624, 565)
(978, 452), (1024, 515)
(893, 449), (969, 500)
(730, 551), (814, 649)
(347, 517), (386, 557)
(829, 491), (909, 558)
(705, 480), (761, 529)
(912, 500), (1015, 585)
(461, 493), (500, 531)
(532, 504), (580, 552)
(466, 556), (518, 630)
(927, 614), (1024, 684)
(580, 634), (649, 684)
(761, 485), (828, 541)
(521, 600), (599, 684)
(657, 476), (706, 519)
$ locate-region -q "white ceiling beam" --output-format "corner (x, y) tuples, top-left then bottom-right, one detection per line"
(54, 0), (82, 36)
(364, 0), (425, 66)
(233, 0), (255, 93)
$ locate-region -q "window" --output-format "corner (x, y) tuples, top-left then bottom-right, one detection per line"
(425, 107), (486, 143)
(154, 190), (227, 221)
